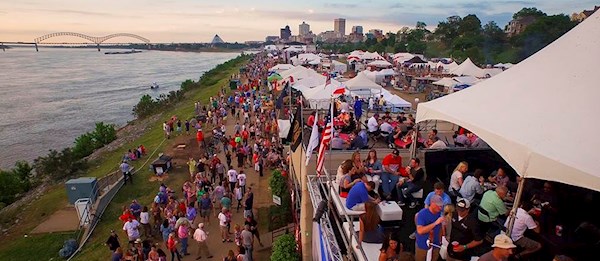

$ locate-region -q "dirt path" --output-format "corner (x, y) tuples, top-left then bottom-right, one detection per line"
(157, 94), (274, 260)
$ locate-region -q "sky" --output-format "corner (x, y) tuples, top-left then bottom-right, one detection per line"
(1, 0), (597, 43)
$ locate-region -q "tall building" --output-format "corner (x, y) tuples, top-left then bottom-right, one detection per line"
(334, 18), (346, 36)
(299, 21), (310, 36)
(351, 25), (363, 35)
(280, 25), (291, 41)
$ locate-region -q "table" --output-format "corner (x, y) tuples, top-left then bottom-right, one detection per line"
(376, 201), (403, 221)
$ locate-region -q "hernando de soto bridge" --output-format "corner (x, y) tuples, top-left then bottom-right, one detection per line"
(1, 32), (150, 51)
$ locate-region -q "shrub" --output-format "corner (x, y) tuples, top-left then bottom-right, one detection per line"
(271, 234), (299, 261)
(133, 94), (159, 118)
(268, 170), (293, 231)
(0, 170), (24, 205)
(92, 122), (117, 146)
(33, 148), (88, 180)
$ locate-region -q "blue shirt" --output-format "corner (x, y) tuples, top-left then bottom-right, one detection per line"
(346, 182), (369, 209)
(415, 208), (442, 250)
(354, 100), (363, 117)
(424, 192), (452, 210)
(459, 175), (484, 202)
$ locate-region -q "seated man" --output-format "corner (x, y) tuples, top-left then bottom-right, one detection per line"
(504, 201), (542, 259)
(367, 113), (380, 137)
(346, 181), (380, 211)
(397, 158), (426, 208)
(477, 186), (509, 233)
(348, 130), (367, 150)
(428, 136), (447, 149)
(379, 118), (395, 145)
(488, 167), (510, 188)
(459, 169), (485, 203)
(331, 132), (347, 150)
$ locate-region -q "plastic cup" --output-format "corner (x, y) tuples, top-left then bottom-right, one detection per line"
(451, 241), (459, 248)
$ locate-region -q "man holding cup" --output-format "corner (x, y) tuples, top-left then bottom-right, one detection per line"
(446, 198), (484, 261)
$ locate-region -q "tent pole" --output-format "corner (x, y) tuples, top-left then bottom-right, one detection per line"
(506, 177), (526, 235)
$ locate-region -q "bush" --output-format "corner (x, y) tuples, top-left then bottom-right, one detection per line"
(271, 234), (299, 261)
(133, 94), (159, 118)
(72, 122), (117, 159)
(33, 148), (88, 180)
(0, 170), (24, 204)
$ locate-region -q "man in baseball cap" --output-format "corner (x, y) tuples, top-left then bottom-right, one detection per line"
(447, 198), (484, 261)
(478, 234), (516, 261)
(414, 195), (445, 261)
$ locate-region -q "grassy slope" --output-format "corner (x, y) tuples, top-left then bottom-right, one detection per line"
(0, 55), (249, 261)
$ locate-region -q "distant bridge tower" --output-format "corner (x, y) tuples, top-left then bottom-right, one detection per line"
(33, 32), (151, 51)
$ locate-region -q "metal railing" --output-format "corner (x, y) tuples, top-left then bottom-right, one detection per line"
(307, 174), (344, 261)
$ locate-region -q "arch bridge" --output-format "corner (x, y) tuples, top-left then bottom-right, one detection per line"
(32, 32), (151, 51)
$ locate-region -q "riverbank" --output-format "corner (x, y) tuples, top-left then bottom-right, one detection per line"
(0, 54), (251, 260)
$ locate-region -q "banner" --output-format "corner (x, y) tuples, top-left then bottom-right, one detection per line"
(288, 107), (303, 152)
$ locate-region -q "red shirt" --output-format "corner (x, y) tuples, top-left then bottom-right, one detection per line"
(119, 212), (135, 223)
(196, 131), (204, 142)
(307, 115), (315, 127)
(382, 154), (407, 177)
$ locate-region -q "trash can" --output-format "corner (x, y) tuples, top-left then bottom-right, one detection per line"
(74, 198), (92, 227)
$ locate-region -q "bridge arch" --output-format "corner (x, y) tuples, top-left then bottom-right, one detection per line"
(34, 32), (97, 44)
(98, 33), (150, 44)
(34, 32), (150, 44)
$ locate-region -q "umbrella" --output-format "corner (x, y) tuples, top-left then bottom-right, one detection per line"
(267, 73), (283, 81)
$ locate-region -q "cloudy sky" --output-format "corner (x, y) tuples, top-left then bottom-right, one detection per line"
(2, 0), (597, 43)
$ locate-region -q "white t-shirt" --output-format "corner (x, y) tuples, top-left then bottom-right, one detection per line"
(380, 122), (393, 134)
(449, 170), (463, 192)
(429, 140), (447, 149)
(367, 116), (379, 132)
(237, 173), (247, 186)
(505, 208), (537, 241)
(139, 212), (150, 224)
(123, 220), (140, 238)
(218, 212), (228, 226)
(227, 169), (238, 183)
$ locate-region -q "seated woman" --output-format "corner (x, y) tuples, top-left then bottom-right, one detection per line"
(378, 234), (403, 261)
(364, 150), (383, 193)
(357, 202), (384, 248)
(339, 160), (363, 198)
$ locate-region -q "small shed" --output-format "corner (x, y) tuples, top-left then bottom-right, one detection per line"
(65, 177), (98, 204)
(151, 154), (173, 175)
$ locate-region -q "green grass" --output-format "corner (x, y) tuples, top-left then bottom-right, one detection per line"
(0, 231), (76, 261)
(0, 55), (250, 261)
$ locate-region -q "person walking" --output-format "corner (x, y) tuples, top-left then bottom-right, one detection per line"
(415, 195), (445, 261)
(192, 223), (213, 259)
(175, 213), (192, 256)
(241, 224), (254, 261)
(167, 232), (182, 261)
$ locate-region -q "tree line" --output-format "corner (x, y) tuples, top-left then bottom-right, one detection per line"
(320, 7), (577, 65)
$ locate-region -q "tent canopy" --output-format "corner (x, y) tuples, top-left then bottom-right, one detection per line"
(367, 60), (392, 67)
(344, 72), (383, 91)
(450, 58), (486, 78)
(406, 56), (426, 63)
(416, 12), (600, 192)
(432, 77), (458, 87)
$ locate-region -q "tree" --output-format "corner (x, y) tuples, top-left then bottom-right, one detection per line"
(513, 7), (546, 19)
(514, 14), (576, 59)
(482, 21), (507, 63)
(459, 14), (482, 36)
(0, 170), (23, 205)
(435, 15), (462, 47)
(133, 94), (159, 118)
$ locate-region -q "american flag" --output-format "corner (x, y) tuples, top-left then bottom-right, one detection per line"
(324, 74), (331, 87)
(316, 101), (334, 176)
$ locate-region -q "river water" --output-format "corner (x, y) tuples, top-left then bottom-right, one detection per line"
(0, 47), (239, 169)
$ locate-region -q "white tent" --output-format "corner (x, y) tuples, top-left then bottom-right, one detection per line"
(432, 77), (458, 88)
(367, 60), (392, 68)
(378, 68), (396, 76)
(436, 61), (459, 72)
(450, 58), (486, 78)
(483, 68), (504, 78)
(381, 89), (411, 108)
(344, 72), (383, 92)
(453, 75), (480, 85)
(269, 64), (295, 73)
(331, 60), (348, 74)
(416, 11), (600, 192)
(393, 52), (415, 64)
(279, 66), (322, 82)
(291, 75), (327, 92)
(302, 80), (345, 108)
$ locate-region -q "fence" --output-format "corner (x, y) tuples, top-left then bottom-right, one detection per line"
(67, 138), (166, 260)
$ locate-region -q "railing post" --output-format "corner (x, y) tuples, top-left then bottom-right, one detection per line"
(35, 43), (39, 52)
(97, 43), (100, 52)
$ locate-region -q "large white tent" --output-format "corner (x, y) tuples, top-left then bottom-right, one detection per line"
(302, 80), (345, 108)
(432, 77), (458, 88)
(416, 12), (600, 192)
(344, 72), (383, 92)
(450, 58), (486, 78)
(269, 64), (295, 73)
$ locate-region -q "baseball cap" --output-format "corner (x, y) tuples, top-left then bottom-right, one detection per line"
(456, 198), (470, 209)
(492, 234), (517, 249)
(135, 238), (142, 244)
(430, 195), (444, 207)
(392, 149), (400, 156)
(198, 223), (205, 228)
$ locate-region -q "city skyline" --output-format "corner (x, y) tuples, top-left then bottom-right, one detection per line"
(2, 0), (597, 43)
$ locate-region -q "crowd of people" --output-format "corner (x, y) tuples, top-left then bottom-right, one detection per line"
(109, 54), (292, 261)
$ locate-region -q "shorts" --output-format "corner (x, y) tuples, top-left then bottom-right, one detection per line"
(200, 209), (210, 217)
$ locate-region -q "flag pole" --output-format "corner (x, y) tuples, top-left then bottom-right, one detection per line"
(327, 95), (334, 183)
